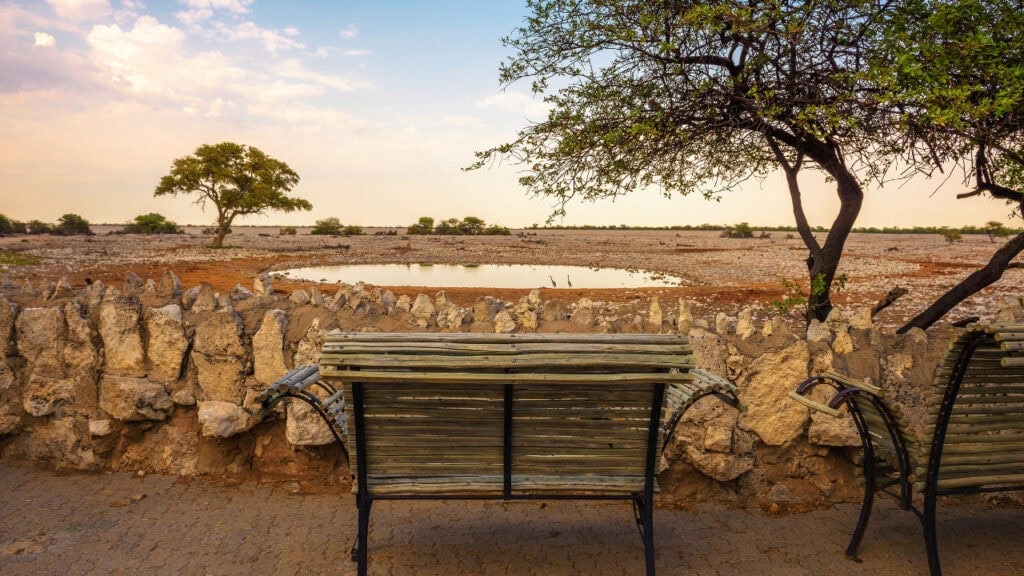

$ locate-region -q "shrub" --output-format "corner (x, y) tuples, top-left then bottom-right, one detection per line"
(407, 216), (434, 235)
(279, 226), (297, 236)
(124, 213), (181, 234)
(722, 222), (755, 239)
(940, 229), (962, 243)
(54, 213), (93, 235)
(311, 217), (343, 235)
(0, 214), (22, 235)
(483, 224), (511, 235)
(342, 225), (364, 236)
(26, 220), (52, 235)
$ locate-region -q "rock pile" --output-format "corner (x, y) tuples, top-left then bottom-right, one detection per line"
(0, 271), (1020, 506)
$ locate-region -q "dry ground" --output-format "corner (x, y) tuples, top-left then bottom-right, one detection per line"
(1, 226), (1021, 327)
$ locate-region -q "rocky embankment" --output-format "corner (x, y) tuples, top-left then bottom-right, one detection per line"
(3, 265), (1022, 506)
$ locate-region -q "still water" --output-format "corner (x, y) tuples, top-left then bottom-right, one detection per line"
(280, 264), (683, 289)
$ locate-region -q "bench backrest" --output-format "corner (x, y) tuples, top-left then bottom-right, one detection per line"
(318, 332), (695, 498)
(843, 324), (1024, 494)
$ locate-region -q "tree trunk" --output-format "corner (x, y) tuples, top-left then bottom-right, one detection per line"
(212, 212), (232, 249)
(898, 231), (1024, 333)
(804, 166), (863, 322)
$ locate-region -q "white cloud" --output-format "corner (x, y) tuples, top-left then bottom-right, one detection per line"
(343, 49), (372, 57)
(476, 91), (551, 119)
(34, 32), (57, 47)
(87, 16), (246, 97)
(273, 58), (369, 92)
(211, 20), (304, 53)
(338, 24), (358, 39)
(180, 0), (251, 15)
(46, 0), (111, 22)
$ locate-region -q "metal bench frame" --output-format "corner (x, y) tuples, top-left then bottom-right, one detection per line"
(790, 323), (1024, 576)
(261, 333), (740, 576)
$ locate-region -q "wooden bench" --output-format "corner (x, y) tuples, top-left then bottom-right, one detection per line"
(789, 322), (1024, 576)
(260, 332), (740, 576)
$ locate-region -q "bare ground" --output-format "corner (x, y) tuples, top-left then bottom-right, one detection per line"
(1, 226), (1021, 326)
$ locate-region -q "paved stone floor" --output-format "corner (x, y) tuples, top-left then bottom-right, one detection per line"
(1, 462), (1022, 575)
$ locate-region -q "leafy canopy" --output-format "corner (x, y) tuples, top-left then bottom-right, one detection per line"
(155, 142), (310, 247)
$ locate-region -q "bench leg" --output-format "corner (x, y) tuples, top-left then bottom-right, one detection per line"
(352, 495), (372, 576)
(923, 493), (942, 576)
(632, 494), (656, 576)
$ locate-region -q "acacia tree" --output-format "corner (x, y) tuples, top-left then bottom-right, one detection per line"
(472, 0), (900, 321)
(870, 0), (1024, 332)
(155, 142), (311, 248)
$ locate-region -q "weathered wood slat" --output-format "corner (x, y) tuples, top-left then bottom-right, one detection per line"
(322, 352), (692, 369)
(322, 369), (696, 385)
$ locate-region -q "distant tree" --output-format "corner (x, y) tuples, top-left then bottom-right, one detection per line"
(984, 221), (1011, 243)
(939, 229), (962, 244)
(52, 213), (93, 236)
(434, 218), (461, 235)
(483, 224), (512, 235)
(311, 217), (343, 236)
(26, 220), (52, 235)
(154, 142), (310, 248)
(722, 223), (755, 239)
(458, 216), (486, 235)
(472, 0), (904, 322)
(342, 225), (364, 236)
(407, 216), (434, 235)
(124, 213), (181, 234)
(0, 214), (22, 235)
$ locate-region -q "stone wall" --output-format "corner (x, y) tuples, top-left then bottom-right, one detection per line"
(2, 271), (1020, 506)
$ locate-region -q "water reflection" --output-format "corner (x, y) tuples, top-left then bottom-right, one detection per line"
(280, 264), (682, 289)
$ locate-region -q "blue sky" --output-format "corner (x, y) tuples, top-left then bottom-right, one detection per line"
(0, 0), (1016, 229)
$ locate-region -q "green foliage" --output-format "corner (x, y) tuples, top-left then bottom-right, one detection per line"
(124, 213), (181, 234)
(768, 278), (808, 316)
(407, 216), (435, 235)
(279, 226), (297, 236)
(26, 220), (52, 235)
(940, 229), (963, 243)
(155, 142), (310, 247)
(721, 222), (755, 239)
(406, 216), (509, 236)
(0, 214), (26, 235)
(984, 221), (1012, 242)
(311, 217), (343, 236)
(342, 225), (364, 236)
(0, 251), (39, 266)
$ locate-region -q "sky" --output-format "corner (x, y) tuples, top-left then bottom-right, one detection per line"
(0, 0), (1017, 229)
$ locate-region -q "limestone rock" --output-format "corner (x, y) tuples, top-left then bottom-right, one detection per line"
(289, 289), (310, 305)
(123, 271), (145, 294)
(0, 296), (17, 356)
(715, 313), (730, 335)
(144, 279), (158, 293)
(89, 419), (113, 436)
(394, 295), (412, 313)
(191, 283), (217, 313)
(231, 284), (253, 301)
(410, 294), (435, 327)
(493, 310), (516, 333)
(98, 296), (147, 377)
(22, 375), (76, 417)
(517, 310), (538, 332)
(181, 285), (200, 310)
(648, 297), (663, 331)
(677, 299), (694, 332)
(197, 401), (254, 438)
(703, 424), (734, 453)
(808, 412), (861, 447)
(294, 318), (325, 367)
(52, 276), (74, 299)
(684, 445), (754, 482)
(63, 301), (99, 375)
(158, 269), (182, 298)
(806, 319), (831, 343)
(253, 309), (289, 386)
(192, 308), (246, 403)
(381, 291), (397, 311)
(832, 329), (854, 356)
(171, 388), (196, 406)
(735, 308), (755, 340)
(145, 304), (188, 383)
(99, 375), (174, 421)
(16, 307), (65, 377)
(254, 272), (273, 296)
(540, 299), (569, 322)
(0, 414), (20, 435)
(571, 298), (595, 327)
(738, 340), (811, 446)
(83, 280), (106, 309)
(848, 307), (874, 330)
(286, 402), (334, 445)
